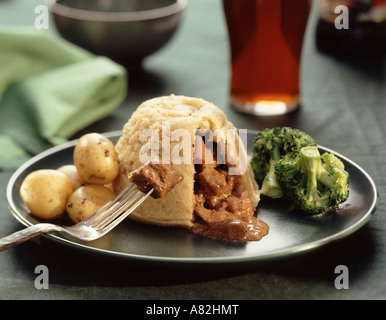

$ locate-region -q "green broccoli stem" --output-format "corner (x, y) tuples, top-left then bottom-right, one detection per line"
(318, 171), (337, 189)
(319, 174), (336, 189)
(300, 146), (337, 189)
(299, 147), (331, 212)
(260, 146), (283, 198)
(299, 147), (321, 199)
(271, 145), (281, 163)
(260, 159), (283, 198)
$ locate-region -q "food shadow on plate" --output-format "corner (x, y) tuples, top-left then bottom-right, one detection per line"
(57, 218), (252, 260)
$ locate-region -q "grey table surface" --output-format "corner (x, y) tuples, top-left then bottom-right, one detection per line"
(0, 0), (385, 300)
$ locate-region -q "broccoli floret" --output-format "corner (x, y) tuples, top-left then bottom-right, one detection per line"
(275, 146), (349, 215)
(250, 127), (316, 198)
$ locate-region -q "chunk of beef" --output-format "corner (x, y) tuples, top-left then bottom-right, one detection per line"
(130, 163), (183, 198)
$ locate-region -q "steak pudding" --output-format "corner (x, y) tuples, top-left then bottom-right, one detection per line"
(113, 95), (269, 242)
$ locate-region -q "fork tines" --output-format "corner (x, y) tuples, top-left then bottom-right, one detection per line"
(83, 183), (153, 233)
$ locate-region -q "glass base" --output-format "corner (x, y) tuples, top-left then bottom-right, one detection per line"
(230, 95), (300, 116)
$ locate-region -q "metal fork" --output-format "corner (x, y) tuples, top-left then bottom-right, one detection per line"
(0, 184), (153, 252)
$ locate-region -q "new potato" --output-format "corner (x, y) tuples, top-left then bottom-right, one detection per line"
(74, 133), (120, 185)
(20, 133), (121, 223)
(66, 185), (116, 223)
(20, 169), (73, 219)
(57, 164), (86, 190)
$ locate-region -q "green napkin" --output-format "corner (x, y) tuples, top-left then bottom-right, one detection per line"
(0, 26), (127, 170)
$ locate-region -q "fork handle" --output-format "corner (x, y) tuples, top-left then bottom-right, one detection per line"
(0, 223), (63, 252)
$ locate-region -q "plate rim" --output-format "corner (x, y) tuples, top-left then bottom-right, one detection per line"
(5, 130), (378, 265)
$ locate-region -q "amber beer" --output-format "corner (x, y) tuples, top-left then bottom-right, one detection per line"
(223, 0), (310, 116)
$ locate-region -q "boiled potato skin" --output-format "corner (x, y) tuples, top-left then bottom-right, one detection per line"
(74, 133), (119, 185)
(20, 169), (73, 219)
(66, 184), (115, 223)
(57, 164), (85, 190)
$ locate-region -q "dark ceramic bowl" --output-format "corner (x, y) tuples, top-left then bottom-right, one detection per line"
(48, 0), (187, 66)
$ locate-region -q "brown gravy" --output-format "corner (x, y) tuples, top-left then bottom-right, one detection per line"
(192, 137), (269, 242)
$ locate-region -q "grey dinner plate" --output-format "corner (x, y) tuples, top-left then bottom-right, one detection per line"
(6, 130), (378, 265)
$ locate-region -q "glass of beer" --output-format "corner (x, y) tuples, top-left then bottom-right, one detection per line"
(223, 0), (310, 116)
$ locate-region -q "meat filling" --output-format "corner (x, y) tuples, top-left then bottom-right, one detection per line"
(129, 162), (184, 198)
(192, 137), (269, 242)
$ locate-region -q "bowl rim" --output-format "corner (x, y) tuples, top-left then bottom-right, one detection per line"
(46, 0), (187, 22)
